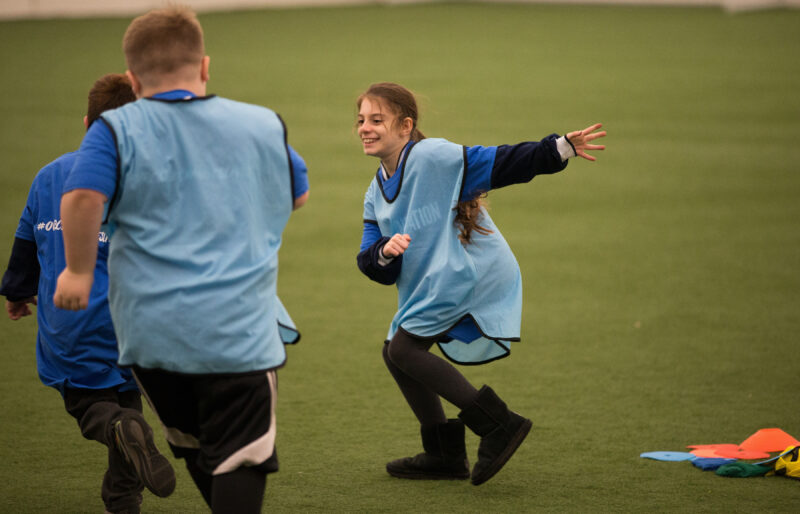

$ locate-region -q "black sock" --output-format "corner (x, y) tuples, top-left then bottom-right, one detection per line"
(184, 453), (212, 508)
(211, 467), (267, 514)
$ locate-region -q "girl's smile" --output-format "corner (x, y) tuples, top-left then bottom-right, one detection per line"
(357, 97), (412, 174)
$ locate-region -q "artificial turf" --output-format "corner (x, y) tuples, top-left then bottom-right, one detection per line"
(1, 2), (799, 512)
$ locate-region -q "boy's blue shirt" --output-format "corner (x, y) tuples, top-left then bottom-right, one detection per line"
(11, 151), (136, 394)
(64, 90), (309, 200)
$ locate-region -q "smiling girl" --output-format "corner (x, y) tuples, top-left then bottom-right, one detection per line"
(356, 82), (605, 485)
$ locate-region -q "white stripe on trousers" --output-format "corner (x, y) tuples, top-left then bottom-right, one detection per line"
(213, 369), (277, 475)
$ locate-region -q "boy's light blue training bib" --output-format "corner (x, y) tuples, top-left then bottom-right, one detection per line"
(102, 96), (296, 373)
(366, 138), (522, 364)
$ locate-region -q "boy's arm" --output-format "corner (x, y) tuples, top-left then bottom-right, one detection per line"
(55, 119), (119, 310)
(294, 191), (309, 210)
(6, 297), (37, 320)
(288, 145), (309, 210)
(1, 237), (39, 301)
(53, 189), (106, 310)
(1, 237), (40, 320)
(2, 181), (41, 319)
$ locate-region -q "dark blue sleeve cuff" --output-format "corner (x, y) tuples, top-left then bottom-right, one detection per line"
(356, 236), (402, 285)
(489, 134), (568, 190)
(0, 237), (40, 301)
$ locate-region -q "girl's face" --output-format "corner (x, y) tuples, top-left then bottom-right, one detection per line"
(357, 97), (411, 167)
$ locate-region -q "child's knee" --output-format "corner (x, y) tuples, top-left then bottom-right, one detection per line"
(386, 338), (414, 371)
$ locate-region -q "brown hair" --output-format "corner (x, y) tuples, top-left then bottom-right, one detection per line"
(86, 73), (136, 128)
(357, 82), (491, 244)
(356, 82), (425, 142)
(122, 6), (204, 84)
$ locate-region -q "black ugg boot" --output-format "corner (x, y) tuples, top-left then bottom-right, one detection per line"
(458, 385), (532, 485)
(386, 419), (470, 480)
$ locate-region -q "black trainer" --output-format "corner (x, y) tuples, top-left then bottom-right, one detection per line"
(113, 412), (176, 497)
(458, 385), (532, 486)
(386, 419), (470, 480)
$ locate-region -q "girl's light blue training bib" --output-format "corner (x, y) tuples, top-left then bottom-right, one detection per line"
(366, 138), (523, 364)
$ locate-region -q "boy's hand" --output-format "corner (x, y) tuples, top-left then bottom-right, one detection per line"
(6, 297), (37, 320)
(566, 123), (606, 161)
(381, 233), (411, 258)
(53, 269), (94, 310)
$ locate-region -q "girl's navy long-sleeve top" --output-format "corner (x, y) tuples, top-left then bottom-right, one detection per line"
(357, 135), (569, 284)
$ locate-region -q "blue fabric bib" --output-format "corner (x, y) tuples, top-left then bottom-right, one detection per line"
(366, 138), (522, 364)
(102, 96), (296, 373)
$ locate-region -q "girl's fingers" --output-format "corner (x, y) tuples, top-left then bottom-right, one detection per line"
(585, 131), (607, 142)
(384, 234), (411, 257)
(569, 124), (603, 141)
(583, 123), (603, 133)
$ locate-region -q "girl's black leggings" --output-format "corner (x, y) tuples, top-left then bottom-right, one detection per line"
(382, 329), (479, 426)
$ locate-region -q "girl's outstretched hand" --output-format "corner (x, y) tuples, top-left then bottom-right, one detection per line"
(566, 123), (606, 161)
(382, 233), (411, 258)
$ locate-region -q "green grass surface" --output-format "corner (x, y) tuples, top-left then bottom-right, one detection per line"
(1, 2), (799, 512)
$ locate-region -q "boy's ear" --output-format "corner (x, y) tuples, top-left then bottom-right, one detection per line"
(83, 115), (89, 129)
(125, 70), (142, 98)
(201, 56), (210, 83)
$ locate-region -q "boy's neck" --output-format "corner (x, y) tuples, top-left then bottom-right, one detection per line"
(130, 58), (210, 99)
(139, 81), (207, 99)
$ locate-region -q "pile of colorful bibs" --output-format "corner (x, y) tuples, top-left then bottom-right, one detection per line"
(641, 428), (800, 478)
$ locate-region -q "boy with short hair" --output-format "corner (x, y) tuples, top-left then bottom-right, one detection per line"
(53, 7), (309, 513)
(1, 73), (175, 514)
